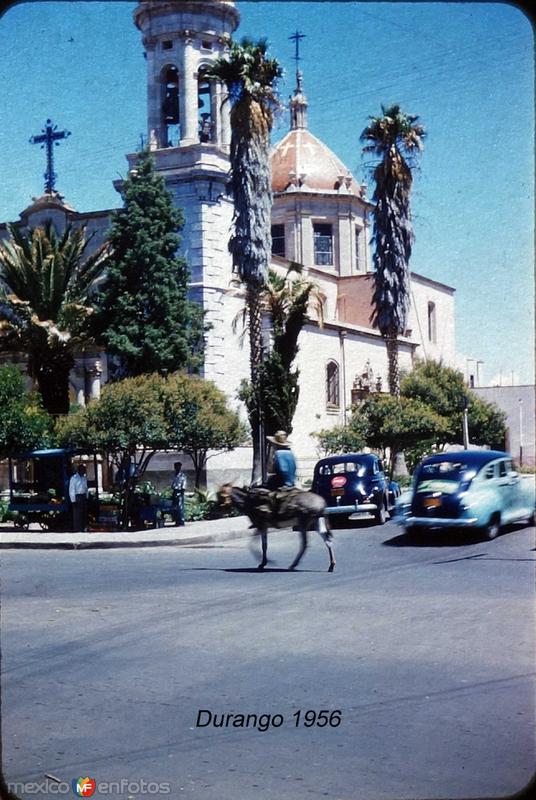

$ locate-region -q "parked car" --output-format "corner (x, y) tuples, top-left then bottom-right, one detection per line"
(394, 450), (535, 540)
(312, 453), (401, 525)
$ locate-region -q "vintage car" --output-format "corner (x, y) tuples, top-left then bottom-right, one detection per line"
(395, 450), (535, 540)
(312, 453), (400, 525)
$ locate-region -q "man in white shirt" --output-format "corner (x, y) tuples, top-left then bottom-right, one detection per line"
(69, 463), (88, 532)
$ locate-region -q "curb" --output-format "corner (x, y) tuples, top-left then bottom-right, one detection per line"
(0, 520), (252, 551)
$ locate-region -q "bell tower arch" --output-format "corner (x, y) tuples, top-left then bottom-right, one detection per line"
(127, 1), (247, 398)
(134, 1), (238, 150)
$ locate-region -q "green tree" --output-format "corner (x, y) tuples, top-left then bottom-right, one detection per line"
(359, 393), (448, 474)
(55, 372), (245, 524)
(0, 364), (52, 457)
(401, 360), (506, 449)
(0, 222), (110, 414)
(56, 373), (168, 527)
(238, 264), (323, 437)
(163, 373), (247, 487)
(361, 104), (426, 396)
(93, 150), (204, 379)
(314, 415), (369, 457)
(207, 38), (282, 481)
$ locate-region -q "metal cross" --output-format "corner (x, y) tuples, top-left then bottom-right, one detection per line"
(29, 119), (71, 194)
(289, 30), (306, 69)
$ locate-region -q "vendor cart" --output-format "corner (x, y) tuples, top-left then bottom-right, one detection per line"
(8, 448), (100, 531)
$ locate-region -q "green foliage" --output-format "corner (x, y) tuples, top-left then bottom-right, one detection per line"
(0, 364), (53, 457)
(55, 373), (169, 473)
(315, 415), (368, 456)
(0, 221), (110, 414)
(313, 392), (446, 474)
(0, 498), (17, 522)
(401, 360), (506, 448)
(55, 372), (246, 489)
(361, 104), (426, 394)
(93, 151), (204, 378)
(162, 373), (248, 486)
(238, 266), (323, 437)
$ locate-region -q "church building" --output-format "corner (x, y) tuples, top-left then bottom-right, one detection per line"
(0, 0), (459, 485)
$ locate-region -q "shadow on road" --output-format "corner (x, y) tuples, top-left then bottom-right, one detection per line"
(383, 523), (531, 548)
(383, 530), (483, 548)
(174, 566), (324, 574)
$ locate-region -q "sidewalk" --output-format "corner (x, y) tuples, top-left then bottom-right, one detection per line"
(0, 515), (252, 550)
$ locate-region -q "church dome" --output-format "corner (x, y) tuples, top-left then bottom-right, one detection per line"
(271, 129), (362, 196)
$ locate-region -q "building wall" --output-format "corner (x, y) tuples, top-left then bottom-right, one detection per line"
(291, 322), (415, 478)
(473, 385), (535, 467)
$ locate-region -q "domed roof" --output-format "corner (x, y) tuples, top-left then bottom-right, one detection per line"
(271, 129), (362, 197)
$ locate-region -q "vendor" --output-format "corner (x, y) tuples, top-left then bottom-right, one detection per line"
(69, 463), (88, 532)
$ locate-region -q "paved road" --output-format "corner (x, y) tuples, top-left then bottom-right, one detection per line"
(1, 520), (535, 799)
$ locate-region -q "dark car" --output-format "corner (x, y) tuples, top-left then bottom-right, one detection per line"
(312, 453), (400, 525)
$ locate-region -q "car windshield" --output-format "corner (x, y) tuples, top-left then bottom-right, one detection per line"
(415, 461), (475, 494)
(318, 461), (371, 478)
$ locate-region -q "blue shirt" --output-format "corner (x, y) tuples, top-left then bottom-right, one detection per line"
(273, 449), (297, 487)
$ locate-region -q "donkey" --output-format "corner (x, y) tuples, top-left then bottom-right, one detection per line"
(218, 484), (336, 572)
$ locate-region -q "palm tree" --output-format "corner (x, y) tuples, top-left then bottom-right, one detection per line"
(0, 221), (110, 415)
(361, 104), (426, 396)
(207, 37), (281, 482)
(237, 263), (324, 438)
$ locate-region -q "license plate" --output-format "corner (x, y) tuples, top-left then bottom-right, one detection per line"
(424, 497), (441, 508)
(331, 488), (345, 497)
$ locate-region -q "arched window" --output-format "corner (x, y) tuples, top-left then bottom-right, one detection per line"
(161, 65), (180, 147)
(197, 68), (213, 142)
(326, 361), (340, 408)
(427, 301), (437, 343)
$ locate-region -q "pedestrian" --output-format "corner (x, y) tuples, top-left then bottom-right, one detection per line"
(69, 463), (88, 532)
(266, 431), (297, 489)
(171, 461), (187, 526)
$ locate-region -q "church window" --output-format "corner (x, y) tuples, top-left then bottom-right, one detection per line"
(161, 65), (180, 147)
(314, 223), (333, 266)
(427, 301), (437, 343)
(198, 69), (213, 142)
(271, 224), (285, 257)
(326, 361), (340, 408)
(355, 225), (361, 271)
(162, 40), (173, 50)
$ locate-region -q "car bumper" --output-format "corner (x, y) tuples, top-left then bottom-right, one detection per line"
(400, 515), (479, 529)
(325, 502), (378, 516)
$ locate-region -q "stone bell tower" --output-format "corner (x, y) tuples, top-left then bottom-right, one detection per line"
(130, 1), (246, 398)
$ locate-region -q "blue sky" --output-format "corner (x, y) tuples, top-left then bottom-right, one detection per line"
(0, 1), (533, 386)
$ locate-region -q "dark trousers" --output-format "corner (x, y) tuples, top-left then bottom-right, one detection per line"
(172, 491), (185, 526)
(72, 494), (88, 532)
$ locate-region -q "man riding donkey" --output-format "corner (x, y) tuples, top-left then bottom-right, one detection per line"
(219, 431), (335, 571)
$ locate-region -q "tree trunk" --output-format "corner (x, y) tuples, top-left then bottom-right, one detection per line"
(385, 331), (400, 397)
(246, 286), (265, 484)
(30, 348), (74, 416)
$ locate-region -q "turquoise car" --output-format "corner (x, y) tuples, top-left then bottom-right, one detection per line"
(395, 450), (535, 540)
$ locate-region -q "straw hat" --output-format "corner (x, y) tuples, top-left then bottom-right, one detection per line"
(266, 430), (292, 448)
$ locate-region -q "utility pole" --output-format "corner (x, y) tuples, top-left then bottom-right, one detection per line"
(462, 394), (470, 449)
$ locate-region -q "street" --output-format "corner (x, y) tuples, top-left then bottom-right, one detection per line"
(1, 519), (535, 799)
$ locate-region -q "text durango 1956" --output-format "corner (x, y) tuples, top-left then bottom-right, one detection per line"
(196, 709), (342, 731)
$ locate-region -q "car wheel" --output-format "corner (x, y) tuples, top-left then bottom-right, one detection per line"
(484, 514), (501, 541)
(375, 498), (387, 525)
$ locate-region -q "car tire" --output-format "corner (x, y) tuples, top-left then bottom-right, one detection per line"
(524, 509), (536, 528)
(375, 498), (387, 525)
(484, 514), (501, 541)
